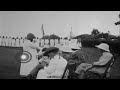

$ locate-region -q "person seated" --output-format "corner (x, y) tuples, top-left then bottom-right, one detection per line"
(26, 47), (57, 79)
(75, 43), (113, 79)
(36, 46), (68, 79)
(62, 48), (86, 79)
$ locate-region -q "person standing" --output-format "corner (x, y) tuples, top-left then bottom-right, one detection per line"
(16, 37), (20, 47)
(20, 33), (41, 77)
(0, 36), (1, 46)
(8, 37), (12, 47)
(11, 37), (16, 47)
(20, 37), (24, 47)
(1, 36), (5, 46)
(5, 36), (8, 46)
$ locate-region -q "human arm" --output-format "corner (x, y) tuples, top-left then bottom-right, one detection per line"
(93, 53), (113, 66)
(44, 59), (57, 74)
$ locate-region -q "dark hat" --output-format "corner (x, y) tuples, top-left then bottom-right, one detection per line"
(43, 47), (59, 56)
(27, 33), (36, 40)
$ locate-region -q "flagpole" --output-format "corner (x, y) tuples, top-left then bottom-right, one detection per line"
(41, 24), (45, 46)
(43, 24), (45, 45)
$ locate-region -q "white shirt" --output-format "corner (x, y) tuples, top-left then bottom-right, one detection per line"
(8, 38), (11, 46)
(11, 39), (15, 47)
(37, 55), (67, 79)
(0, 37), (1, 46)
(20, 38), (24, 47)
(4, 38), (8, 46)
(1, 37), (5, 46)
(16, 38), (20, 47)
(20, 40), (40, 76)
(93, 52), (113, 66)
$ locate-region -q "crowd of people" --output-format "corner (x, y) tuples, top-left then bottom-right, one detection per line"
(0, 35), (78, 47)
(18, 33), (113, 79)
(0, 33), (114, 79)
(0, 36), (27, 47)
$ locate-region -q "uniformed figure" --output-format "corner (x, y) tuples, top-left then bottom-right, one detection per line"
(20, 37), (24, 47)
(6, 36), (9, 46)
(20, 33), (41, 76)
(8, 37), (12, 47)
(36, 37), (40, 47)
(5, 36), (8, 46)
(0, 36), (1, 46)
(16, 37), (20, 47)
(45, 39), (49, 45)
(1, 36), (5, 46)
(11, 37), (16, 47)
(23, 37), (27, 44)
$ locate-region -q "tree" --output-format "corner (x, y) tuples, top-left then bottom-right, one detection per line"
(41, 34), (60, 39)
(74, 34), (94, 40)
(91, 29), (100, 36)
(64, 37), (68, 40)
(49, 34), (60, 39)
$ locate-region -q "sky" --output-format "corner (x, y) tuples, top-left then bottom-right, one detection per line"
(0, 11), (120, 38)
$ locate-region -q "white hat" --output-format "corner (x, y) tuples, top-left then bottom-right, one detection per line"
(95, 43), (110, 52)
(59, 45), (74, 53)
(69, 43), (81, 49)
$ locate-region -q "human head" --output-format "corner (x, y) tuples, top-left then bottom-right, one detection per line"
(43, 47), (59, 59)
(59, 45), (74, 60)
(95, 43), (110, 53)
(26, 33), (36, 42)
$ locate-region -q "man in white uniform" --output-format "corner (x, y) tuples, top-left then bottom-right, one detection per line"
(0, 36), (1, 46)
(11, 37), (15, 47)
(1, 36), (5, 46)
(20, 37), (24, 47)
(16, 37), (20, 47)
